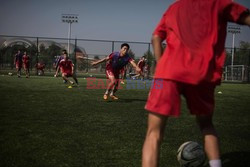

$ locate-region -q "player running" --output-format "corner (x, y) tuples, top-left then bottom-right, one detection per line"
(22, 51), (30, 78)
(55, 50), (78, 85)
(91, 43), (141, 100)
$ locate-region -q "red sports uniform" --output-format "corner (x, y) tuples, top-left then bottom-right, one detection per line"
(59, 59), (74, 77)
(22, 55), (30, 69)
(145, 0), (248, 116)
(106, 52), (132, 79)
(138, 59), (145, 72)
(15, 53), (22, 69)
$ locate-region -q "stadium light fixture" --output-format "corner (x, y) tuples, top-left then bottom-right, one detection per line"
(227, 25), (241, 81)
(61, 14), (78, 54)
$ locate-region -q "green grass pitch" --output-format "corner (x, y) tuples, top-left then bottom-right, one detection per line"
(0, 75), (249, 167)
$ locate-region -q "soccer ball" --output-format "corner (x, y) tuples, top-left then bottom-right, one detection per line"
(8, 72), (13, 76)
(177, 141), (206, 167)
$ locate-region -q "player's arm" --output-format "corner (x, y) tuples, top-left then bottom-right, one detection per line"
(91, 56), (109, 66)
(14, 55), (16, 65)
(238, 9), (250, 26)
(72, 63), (74, 73)
(137, 59), (142, 66)
(55, 63), (61, 77)
(130, 60), (141, 74)
(152, 35), (164, 62)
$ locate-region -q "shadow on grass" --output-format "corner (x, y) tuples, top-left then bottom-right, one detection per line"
(221, 151), (250, 167)
(118, 98), (147, 103)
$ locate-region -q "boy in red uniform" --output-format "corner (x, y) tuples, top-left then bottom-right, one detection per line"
(91, 43), (141, 100)
(14, 50), (22, 77)
(35, 62), (45, 75)
(22, 51), (30, 78)
(142, 1), (250, 167)
(55, 50), (78, 85)
(133, 56), (146, 80)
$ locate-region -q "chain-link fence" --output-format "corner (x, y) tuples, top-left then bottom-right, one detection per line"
(0, 35), (155, 78)
(0, 35), (250, 82)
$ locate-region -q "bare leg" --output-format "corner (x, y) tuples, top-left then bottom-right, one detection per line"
(196, 115), (220, 161)
(142, 113), (167, 167)
(27, 67), (30, 77)
(62, 74), (73, 84)
(105, 76), (116, 95)
(72, 74), (78, 84)
(110, 79), (119, 96)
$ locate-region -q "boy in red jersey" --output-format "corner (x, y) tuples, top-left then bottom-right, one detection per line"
(55, 50), (78, 85)
(22, 51), (30, 78)
(54, 50), (66, 77)
(133, 56), (146, 80)
(35, 62), (45, 75)
(120, 66), (127, 84)
(142, 1), (250, 167)
(91, 43), (141, 100)
(14, 50), (22, 77)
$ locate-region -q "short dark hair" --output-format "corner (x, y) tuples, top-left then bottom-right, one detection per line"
(62, 49), (67, 55)
(121, 43), (130, 50)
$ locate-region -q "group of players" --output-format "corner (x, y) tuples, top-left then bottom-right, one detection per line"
(14, 50), (46, 78)
(13, 45), (146, 96)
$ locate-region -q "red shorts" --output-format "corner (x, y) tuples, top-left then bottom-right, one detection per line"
(16, 62), (22, 69)
(145, 79), (216, 117)
(62, 73), (72, 77)
(23, 63), (29, 69)
(106, 69), (119, 79)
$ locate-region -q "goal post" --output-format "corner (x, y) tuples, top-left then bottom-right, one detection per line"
(223, 65), (249, 82)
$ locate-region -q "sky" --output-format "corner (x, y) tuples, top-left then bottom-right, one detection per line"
(0, 0), (250, 48)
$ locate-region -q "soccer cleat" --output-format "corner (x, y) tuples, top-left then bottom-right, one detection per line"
(120, 81), (125, 84)
(103, 94), (108, 100)
(110, 95), (118, 100)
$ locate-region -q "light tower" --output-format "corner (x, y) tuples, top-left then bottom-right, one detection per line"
(61, 14), (78, 55)
(227, 25), (241, 80)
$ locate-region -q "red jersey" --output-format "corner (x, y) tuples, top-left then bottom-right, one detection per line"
(153, 0), (248, 85)
(59, 59), (73, 74)
(138, 60), (146, 71)
(35, 63), (45, 70)
(22, 55), (29, 64)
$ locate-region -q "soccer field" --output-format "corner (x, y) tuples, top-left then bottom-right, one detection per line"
(0, 75), (249, 167)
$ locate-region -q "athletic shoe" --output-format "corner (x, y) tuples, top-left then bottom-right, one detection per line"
(120, 81), (125, 84)
(110, 95), (118, 100)
(103, 94), (108, 100)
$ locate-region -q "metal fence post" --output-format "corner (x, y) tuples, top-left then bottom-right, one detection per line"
(74, 38), (77, 74)
(36, 37), (39, 75)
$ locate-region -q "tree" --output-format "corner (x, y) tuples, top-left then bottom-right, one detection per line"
(234, 41), (250, 66)
(128, 49), (135, 59)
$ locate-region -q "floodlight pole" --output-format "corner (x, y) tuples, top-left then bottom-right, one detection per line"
(68, 22), (72, 55)
(227, 25), (240, 81)
(61, 14), (78, 55)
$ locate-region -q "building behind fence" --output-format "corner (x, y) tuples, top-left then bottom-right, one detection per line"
(0, 35), (250, 82)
